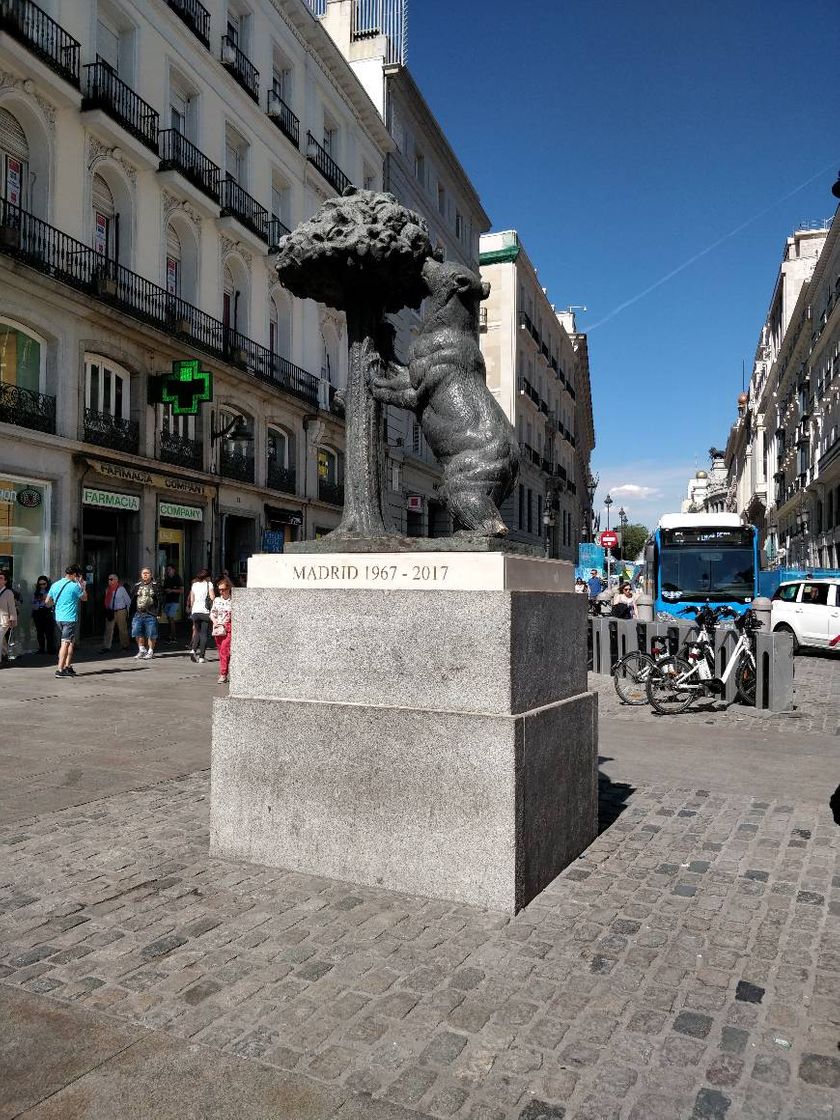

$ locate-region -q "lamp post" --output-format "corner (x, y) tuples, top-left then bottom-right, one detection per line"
(796, 506), (810, 568)
(586, 472), (599, 541)
(604, 493), (613, 586)
(542, 503), (555, 559)
(618, 505), (628, 578)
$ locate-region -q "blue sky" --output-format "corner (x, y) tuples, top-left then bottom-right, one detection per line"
(408, 0), (839, 529)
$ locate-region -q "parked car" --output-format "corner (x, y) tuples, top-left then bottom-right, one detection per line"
(771, 578), (840, 652)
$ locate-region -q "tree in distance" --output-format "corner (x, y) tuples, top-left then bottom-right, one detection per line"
(619, 522), (650, 562)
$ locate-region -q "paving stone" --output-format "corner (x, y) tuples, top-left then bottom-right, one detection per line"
(673, 1011), (714, 1039)
(798, 1053), (840, 1088)
(718, 1026), (749, 1054)
(735, 980), (765, 1003)
(518, 1101), (565, 1120)
(692, 1087), (732, 1118)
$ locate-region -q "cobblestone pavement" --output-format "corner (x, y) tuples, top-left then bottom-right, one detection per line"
(2, 770), (839, 1119)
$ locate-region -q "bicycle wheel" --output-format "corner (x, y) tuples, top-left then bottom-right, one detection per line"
(613, 651), (656, 705)
(735, 653), (757, 706)
(646, 656), (696, 715)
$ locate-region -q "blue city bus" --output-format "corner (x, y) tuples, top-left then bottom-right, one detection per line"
(647, 513), (759, 618)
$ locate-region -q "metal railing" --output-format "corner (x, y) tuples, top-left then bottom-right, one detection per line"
(159, 429), (202, 470)
(83, 408), (140, 454)
(267, 462), (296, 494)
(158, 130), (220, 203)
(318, 478), (344, 505)
(305, 132), (351, 195)
(0, 200), (321, 409)
(220, 35), (259, 102)
(82, 61), (159, 153)
(267, 88), (299, 148)
(0, 381), (56, 434)
(220, 445), (254, 484)
(266, 216), (291, 252)
(0, 0), (80, 86)
(220, 177), (269, 241)
(165, 0), (210, 47)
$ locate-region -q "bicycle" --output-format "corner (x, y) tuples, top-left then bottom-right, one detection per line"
(645, 604), (763, 715)
(612, 633), (671, 705)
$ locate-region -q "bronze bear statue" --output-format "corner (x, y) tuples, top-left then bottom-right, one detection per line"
(371, 256), (520, 536)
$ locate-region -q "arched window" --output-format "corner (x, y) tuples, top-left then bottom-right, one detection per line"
(84, 354), (130, 419)
(92, 173), (116, 259)
(317, 445), (344, 504)
(267, 425), (295, 493)
(218, 408), (254, 483)
(0, 317), (45, 392)
(269, 293), (292, 360)
(222, 256), (248, 336)
(165, 224), (181, 296)
(0, 107), (29, 210)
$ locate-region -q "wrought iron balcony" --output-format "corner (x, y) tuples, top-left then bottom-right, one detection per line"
(318, 478), (344, 506)
(267, 462), (296, 494)
(159, 429), (202, 471)
(221, 35), (259, 102)
(267, 88), (299, 148)
(83, 408), (140, 454)
(0, 381), (56, 434)
(158, 130), (220, 204)
(0, 0), (80, 87)
(82, 61), (159, 153)
(305, 132), (351, 195)
(0, 200), (321, 408)
(220, 445), (255, 484)
(165, 0), (210, 48)
(220, 177), (269, 241)
(267, 216), (291, 252)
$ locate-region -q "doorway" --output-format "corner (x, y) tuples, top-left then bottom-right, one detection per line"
(82, 534), (116, 640)
(157, 525), (185, 620)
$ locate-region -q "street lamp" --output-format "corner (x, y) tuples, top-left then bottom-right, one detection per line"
(618, 505), (628, 573)
(603, 493), (613, 585)
(796, 507), (810, 568)
(542, 502), (555, 559)
(586, 472), (599, 541)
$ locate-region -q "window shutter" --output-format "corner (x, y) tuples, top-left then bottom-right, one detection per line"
(0, 108), (29, 162)
(92, 174), (114, 216)
(166, 224), (181, 260)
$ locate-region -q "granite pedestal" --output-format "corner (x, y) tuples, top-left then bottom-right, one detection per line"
(210, 552), (598, 912)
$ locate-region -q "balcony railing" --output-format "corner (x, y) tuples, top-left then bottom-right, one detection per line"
(0, 381), (56, 434)
(267, 89), (299, 148)
(267, 216), (291, 252)
(267, 462), (296, 494)
(220, 177), (269, 241)
(158, 130), (220, 204)
(220, 445), (254, 484)
(82, 61), (159, 153)
(318, 478), (344, 505)
(306, 132), (351, 195)
(221, 35), (259, 102)
(165, 0), (210, 48)
(0, 0), (81, 87)
(0, 200), (321, 408)
(159, 429), (202, 470)
(83, 408), (140, 454)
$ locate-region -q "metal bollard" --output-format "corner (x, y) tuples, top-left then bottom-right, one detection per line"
(636, 594), (654, 622)
(751, 596), (772, 633)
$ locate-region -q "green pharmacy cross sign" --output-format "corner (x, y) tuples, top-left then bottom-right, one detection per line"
(162, 359), (213, 416)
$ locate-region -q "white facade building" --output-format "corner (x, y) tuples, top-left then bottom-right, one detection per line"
(0, 0), (394, 646)
(478, 230), (593, 559)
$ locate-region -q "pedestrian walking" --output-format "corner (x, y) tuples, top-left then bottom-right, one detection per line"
(574, 577), (587, 594)
(31, 575), (56, 655)
(162, 564), (183, 644)
(210, 576), (233, 683)
(0, 569), (18, 664)
(587, 568), (603, 603)
(46, 564), (87, 678)
(130, 567), (162, 660)
(101, 574), (131, 652)
(187, 568), (215, 664)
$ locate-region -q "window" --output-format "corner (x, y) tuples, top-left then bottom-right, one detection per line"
(271, 60), (292, 103)
(801, 582), (829, 606)
(271, 179), (290, 227)
(160, 400), (195, 440)
(96, 4), (134, 82)
(85, 355), (129, 419)
(414, 149), (425, 186)
(455, 210), (464, 240)
(96, 16), (121, 73)
(267, 426), (288, 468)
(517, 484), (525, 531)
(0, 107), (29, 209)
(363, 165), (376, 192)
(91, 173), (116, 259)
(437, 183), (446, 216)
(168, 78), (194, 138)
(0, 318), (44, 392)
(269, 295), (291, 360)
(323, 123), (337, 157)
(225, 126), (247, 186)
(318, 446), (340, 485)
(165, 224), (181, 296)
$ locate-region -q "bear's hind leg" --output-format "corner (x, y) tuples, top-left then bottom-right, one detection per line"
(445, 486), (508, 537)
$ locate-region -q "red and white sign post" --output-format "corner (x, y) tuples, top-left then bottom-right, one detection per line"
(599, 530), (618, 550)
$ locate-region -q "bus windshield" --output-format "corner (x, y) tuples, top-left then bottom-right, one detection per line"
(659, 528), (755, 603)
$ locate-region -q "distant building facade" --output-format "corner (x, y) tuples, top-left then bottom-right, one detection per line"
(478, 230), (593, 559)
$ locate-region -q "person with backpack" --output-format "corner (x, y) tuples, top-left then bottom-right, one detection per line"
(46, 564), (87, 678)
(130, 567), (162, 660)
(611, 581), (637, 620)
(187, 568), (215, 664)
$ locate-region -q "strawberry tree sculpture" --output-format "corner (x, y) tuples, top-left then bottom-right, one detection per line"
(274, 188), (432, 537)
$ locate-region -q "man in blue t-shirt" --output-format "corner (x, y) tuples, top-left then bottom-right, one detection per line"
(46, 564), (88, 679)
(587, 569), (604, 603)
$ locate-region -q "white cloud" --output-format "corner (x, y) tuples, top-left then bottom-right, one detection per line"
(593, 461), (697, 527)
(609, 483), (662, 500)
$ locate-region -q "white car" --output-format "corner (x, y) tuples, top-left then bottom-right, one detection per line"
(771, 578), (840, 652)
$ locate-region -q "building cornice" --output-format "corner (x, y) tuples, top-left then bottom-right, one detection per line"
(479, 245), (521, 265)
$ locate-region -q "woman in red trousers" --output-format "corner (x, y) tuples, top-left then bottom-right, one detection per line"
(210, 576), (233, 684)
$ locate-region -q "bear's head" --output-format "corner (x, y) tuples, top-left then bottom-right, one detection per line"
(421, 258), (490, 315)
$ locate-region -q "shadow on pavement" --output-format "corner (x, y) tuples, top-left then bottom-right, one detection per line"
(597, 755), (635, 834)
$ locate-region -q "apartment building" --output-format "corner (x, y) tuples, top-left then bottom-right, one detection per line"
(478, 230), (593, 559)
(726, 214), (839, 568)
(0, 0), (393, 644)
(316, 0), (491, 535)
